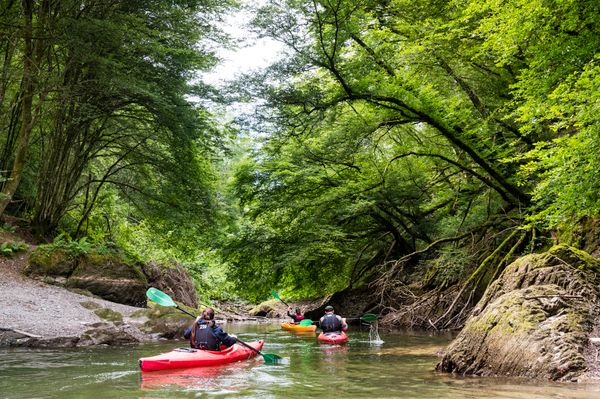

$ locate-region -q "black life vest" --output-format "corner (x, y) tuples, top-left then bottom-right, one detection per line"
(191, 321), (219, 350)
(320, 314), (342, 333)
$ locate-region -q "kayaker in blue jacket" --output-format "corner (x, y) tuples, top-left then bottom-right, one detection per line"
(183, 307), (237, 350)
(287, 306), (305, 324)
(319, 305), (348, 333)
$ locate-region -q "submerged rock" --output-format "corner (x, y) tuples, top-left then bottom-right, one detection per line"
(436, 245), (599, 381)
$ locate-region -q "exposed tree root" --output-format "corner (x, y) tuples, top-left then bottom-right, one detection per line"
(373, 225), (532, 331)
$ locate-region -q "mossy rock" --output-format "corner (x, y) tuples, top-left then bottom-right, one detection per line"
(66, 252), (148, 307)
(133, 304), (194, 339)
(438, 284), (592, 381)
(437, 246), (598, 381)
(25, 247), (78, 278)
(141, 261), (198, 308)
(548, 245), (600, 274)
(93, 308), (123, 323)
(249, 300), (280, 317)
(80, 301), (102, 310)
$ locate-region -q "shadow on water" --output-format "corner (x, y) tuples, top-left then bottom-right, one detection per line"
(1, 323), (599, 398)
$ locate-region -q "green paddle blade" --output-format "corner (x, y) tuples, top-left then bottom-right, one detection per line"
(299, 319), (313, 326)
(146, 287), (176, 307)
(262, 353), (283, 364)
(360, 313), (378, 322)
(270, 289), (281, 301)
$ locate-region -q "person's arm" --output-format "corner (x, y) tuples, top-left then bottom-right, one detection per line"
(212, 325), (237, 347)
(183, 326), (192, 339)
(338, 315), (348, 331)
(184, 317), (200, 339)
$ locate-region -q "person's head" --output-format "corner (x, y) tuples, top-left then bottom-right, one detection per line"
(201, 307), (215, 321)
(295, 307), (301, 315)
(324, 305), (334, 314)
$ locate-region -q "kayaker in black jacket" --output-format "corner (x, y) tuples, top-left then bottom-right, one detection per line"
(319, 305), (348, 333)
(183, 307), (237, 350)
(287, 306), (305, 324)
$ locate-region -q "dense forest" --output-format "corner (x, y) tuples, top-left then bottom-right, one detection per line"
(1, 0), (598, 327)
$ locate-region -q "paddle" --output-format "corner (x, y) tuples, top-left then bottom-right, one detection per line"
(299, 313), (378, 326)
(344, 313), (379, 323)
(146, 287), (196, 318)
(270, 289), (289, 307)
(146, 287), (282, 364)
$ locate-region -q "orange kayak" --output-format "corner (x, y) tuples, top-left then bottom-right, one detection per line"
(280, 322), (317, 333)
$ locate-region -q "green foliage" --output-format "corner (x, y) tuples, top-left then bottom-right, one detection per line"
(0, 241), (28, 257)
(38, 235), (111, 257)
(422, 246), (472, 289)
(224, 0), (529, 299)
(516, 60), (600, 227)
(0, 223), (17, 234)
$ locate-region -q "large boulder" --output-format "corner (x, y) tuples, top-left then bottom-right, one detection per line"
(25, 247), (78, 281)
(142, 261), (198, 308)
(24, 246), (201, 309)
(436, 245), (600, 381)
(66, 253), (148, 307)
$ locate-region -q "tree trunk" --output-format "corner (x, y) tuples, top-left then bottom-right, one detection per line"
(0, 0), (35, 217)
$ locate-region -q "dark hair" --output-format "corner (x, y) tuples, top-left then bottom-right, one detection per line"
(295, 307), (301, 314)
(201, 307), (215, 320)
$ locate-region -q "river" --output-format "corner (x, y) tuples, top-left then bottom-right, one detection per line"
(1, 323), (599, 398)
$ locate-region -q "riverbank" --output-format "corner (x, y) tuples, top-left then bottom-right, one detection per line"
(0, 239), (272, 347)
(0, 248), (151, 343)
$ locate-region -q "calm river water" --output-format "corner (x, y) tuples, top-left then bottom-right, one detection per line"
(1, 323), (599, 398)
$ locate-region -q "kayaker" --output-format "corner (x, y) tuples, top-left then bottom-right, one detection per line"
(319, 305), (348, 333)
(183, 307), (237, 351)
(287, 306), (305, 324)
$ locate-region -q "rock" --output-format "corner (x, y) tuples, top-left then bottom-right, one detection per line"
(249, 300), (281, 318)
(0, 328), (80, 347)
(24, 247), (78, 278)
(79, 322), (140, 346)
(436, 245), (599, 381)
(66, 253), (147, 307)
(142, 261), (198, 308)
(133, 304), (191, 339)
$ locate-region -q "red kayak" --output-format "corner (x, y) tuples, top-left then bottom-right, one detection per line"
(139, 340), (264, 372)
(317, 331), (348, 344)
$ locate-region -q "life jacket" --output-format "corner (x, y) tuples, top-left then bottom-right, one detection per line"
(190, 320), (220, 350)
(293, 314), (305, 323)
(320, 313), (342, 333)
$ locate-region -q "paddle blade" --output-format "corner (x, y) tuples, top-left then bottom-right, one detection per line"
(261, 353), (283, 364)
(360, 313), (378, 322)
(270, 289), (281, 301)
(146, 287), (177, 307)
(299, 319), (313, 326)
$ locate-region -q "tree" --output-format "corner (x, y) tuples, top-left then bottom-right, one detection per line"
(1, 0), (236, 240)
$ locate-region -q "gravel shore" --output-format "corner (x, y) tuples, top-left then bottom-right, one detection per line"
(0, 251), (145, 340)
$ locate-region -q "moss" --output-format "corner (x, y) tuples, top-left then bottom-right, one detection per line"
(93, 308), (123, 323)
(26, 247), (78, 277)
(80, 301), (102, 310)
(549, 245), (600, 273)
(249, 299), (279, 316)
